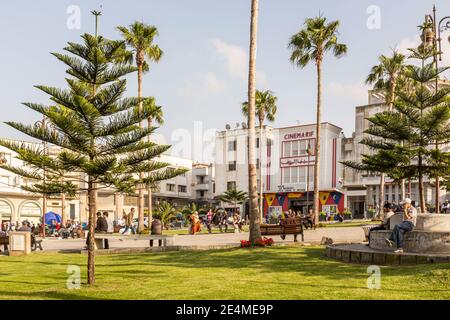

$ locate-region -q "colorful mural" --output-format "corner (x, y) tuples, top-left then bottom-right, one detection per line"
(263, 190), (345, 217)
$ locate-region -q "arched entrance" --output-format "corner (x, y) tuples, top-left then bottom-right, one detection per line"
(0, 199), (13, 224)
(19, 201), (42, 225)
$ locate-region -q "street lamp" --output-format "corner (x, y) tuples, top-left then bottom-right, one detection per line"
(422, 5), (450, 214)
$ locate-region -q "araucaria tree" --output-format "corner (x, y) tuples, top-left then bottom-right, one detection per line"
(242, 89), (277, 220)
(118, 21), (163, 233)
(343, 46), (450, 213)
(365, 50), (407, 214)
(0, 33), (185, 285)
(288, 16), (347, 225)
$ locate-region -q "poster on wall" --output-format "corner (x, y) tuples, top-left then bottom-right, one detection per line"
(268, 206), (282, 219)
(322, 205), (337, 216)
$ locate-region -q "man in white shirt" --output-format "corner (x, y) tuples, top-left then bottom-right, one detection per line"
(385, 198), (417, 254)
(103, 212), (114, 234)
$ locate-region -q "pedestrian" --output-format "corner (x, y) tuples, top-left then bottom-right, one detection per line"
(103, 212), (114, 234)
(122, 208), (136, 235)
(232, 212), (241, 233)
(206, 209), (213, 234)
(190, 211), (201, 235)
(385, 198), (417, 254)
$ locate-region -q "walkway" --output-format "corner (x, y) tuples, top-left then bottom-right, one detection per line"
(39, 226), (366, 252)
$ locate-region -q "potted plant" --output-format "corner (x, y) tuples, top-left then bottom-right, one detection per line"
(319, 211), (327, 222)
(366, 208), (376, 219)
(342, 208), (352, 220)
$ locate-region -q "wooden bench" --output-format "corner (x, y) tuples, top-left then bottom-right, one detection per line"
(93, 234), (175, 250)
(260, 223), (304, 242)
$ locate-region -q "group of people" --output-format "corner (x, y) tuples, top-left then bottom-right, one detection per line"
(367, 198), (417, 254)
(278, 208), (316, 230)
(189, 209), (244, 235)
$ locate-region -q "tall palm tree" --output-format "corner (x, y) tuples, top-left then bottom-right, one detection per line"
(365, 50), (406, 215)
(246, 0), (261, 242)
(242, 90), (277, 221)
(118, 21), (163, 233)
(219, 189), (248, 213)
(288, 16), (347, 225)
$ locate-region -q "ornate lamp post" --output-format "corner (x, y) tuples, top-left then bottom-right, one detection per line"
(306, 142), (313, 213)
(423, 5), (450, 214)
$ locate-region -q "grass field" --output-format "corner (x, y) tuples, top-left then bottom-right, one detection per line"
(1, 246), (449, 300)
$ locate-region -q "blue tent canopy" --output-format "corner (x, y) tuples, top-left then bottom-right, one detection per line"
(44, 211), (61, 225)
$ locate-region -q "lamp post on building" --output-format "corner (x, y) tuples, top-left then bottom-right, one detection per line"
(423, 5), (450, 213)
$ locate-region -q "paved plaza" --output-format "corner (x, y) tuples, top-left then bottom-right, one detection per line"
(37, 226), (366, 252)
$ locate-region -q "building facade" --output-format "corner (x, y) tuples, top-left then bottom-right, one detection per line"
(214, 123), (345, 218)
(341, 89), (450, 217)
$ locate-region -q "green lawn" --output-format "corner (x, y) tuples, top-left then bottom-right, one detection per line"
(1, 246), (449, 300)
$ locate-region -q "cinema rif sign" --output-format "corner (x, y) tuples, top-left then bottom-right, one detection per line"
(283, 131), (314, 141)
(280, 155), (316, 168)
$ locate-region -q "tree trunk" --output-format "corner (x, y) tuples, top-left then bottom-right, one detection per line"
(313, 61), (322, 226)
(137, 63), (145, 233)
(400, 178), (406, 202)
(379, 173), (385, 218)
(61, 192), (66, 225)
(435, 140), (440, 213)
(247, 0), (261, 242)
(418, 154), (426, 213)
(42, 194), (47, 237)
(87, 178), (96, 285)
(259, 118), (264, 222)
(147, 117), (153, 234)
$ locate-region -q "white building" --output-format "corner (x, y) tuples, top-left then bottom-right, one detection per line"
(214, 122), (345, 218)
(342, 89), (450, 217)
(0, 140), (216, 224)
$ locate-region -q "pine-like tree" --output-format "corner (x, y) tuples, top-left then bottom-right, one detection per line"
(343, 46), (450, 213)
(0, 33), (186, 285)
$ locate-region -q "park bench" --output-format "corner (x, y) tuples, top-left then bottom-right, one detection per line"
(260, 223), (304, 242)
(93, 233), (175, 250)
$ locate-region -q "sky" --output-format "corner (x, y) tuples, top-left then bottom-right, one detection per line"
(1, 0), (450, 162)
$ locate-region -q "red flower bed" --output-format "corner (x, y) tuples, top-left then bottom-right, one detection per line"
(240, 237), (273, 248)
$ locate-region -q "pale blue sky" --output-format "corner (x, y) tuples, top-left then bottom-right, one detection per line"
(1, 0), (450, 155)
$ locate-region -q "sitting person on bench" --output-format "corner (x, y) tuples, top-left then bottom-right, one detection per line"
(367, 204), (395, 246)
(385, 198), (417, 254)
(280, 212), (298, 240)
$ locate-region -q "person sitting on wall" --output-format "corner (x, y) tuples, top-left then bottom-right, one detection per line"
(367, 204), (396, 246)
(385, 198), (417, 254)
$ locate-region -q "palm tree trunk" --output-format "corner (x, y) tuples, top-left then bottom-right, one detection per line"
(87, 178), (96, 285)
(259, 119), (264, 222)
(247, 0), (261, 242)
(147, 117), (153, 234)
(137, 63), (145, 233)
(313, 61), (322, 226)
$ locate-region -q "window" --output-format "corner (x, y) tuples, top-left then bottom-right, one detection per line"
(199, 190), (205, 197)
(228, 140), (237, 151)
(227, 181), (236, 190)
(267, 139), (273, 147)
(256, 158), (260, 170)
(256, 138), (260, 148)
(228, 161), (237, 171)
(292, 141), (299, 156)
(178, 185), (187, 193)
(166, 183), (176, 192)
(283, 168), (290, 184)
(283, 142), (291, 157)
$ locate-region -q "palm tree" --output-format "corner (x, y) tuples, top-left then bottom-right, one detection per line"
(118, 21), (163, 233)
(246, 0), (261, 242)
(242, 90), (277, 221)
(288, 16), (347, 226)
(365, 50), (406, 215)
(219, 189), (248, 213)
(154, 201), (177, 230)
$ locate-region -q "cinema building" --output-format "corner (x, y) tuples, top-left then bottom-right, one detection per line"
(214, 122), (345, 218)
